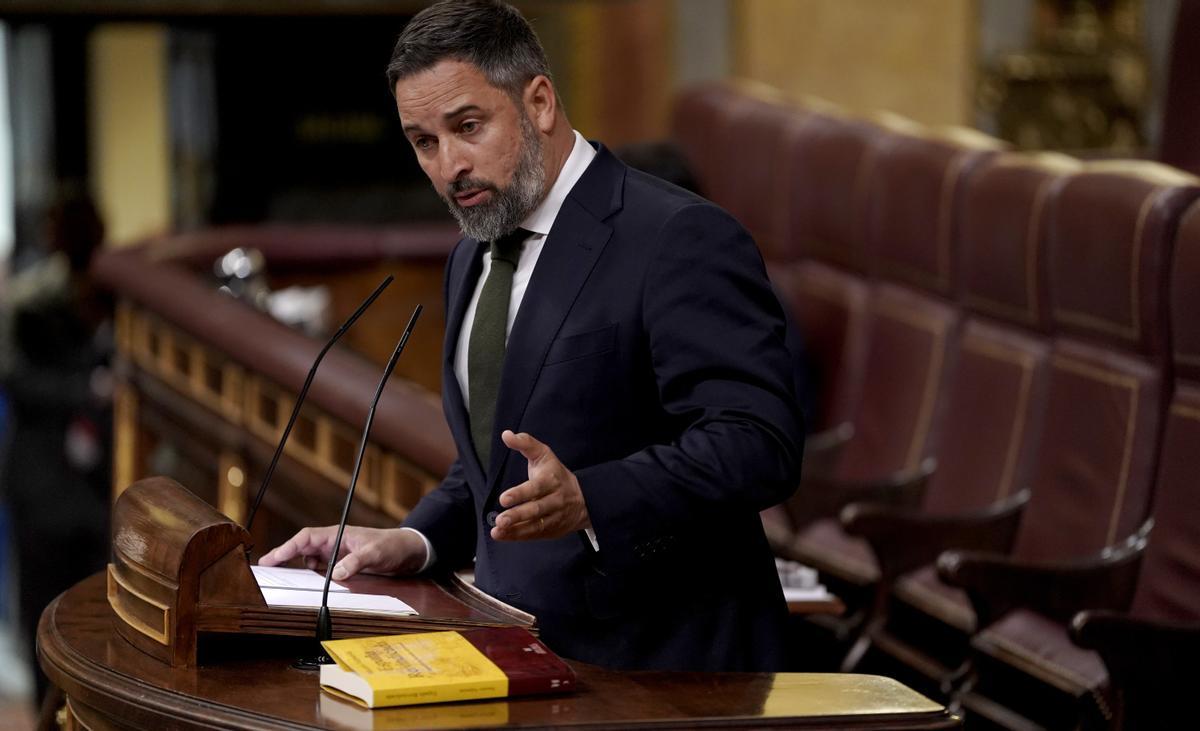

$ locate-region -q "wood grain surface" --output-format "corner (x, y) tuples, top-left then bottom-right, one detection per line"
(40, 573), (960, 730)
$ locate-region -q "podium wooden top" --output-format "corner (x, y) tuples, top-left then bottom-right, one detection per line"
(40, 574), (959, 730)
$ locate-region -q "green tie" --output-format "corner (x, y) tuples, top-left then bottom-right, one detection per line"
(469, 228), (529, 469)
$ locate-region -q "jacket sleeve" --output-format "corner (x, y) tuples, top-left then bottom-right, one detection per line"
(402, 457), (477, 571)
(398, 238), (479, 571)
(575, 203), (805, 573)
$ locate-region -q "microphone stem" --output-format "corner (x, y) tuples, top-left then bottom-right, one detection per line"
(317, 304), (422, 642)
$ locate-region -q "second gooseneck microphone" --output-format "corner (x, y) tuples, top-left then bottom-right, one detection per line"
(313, 304), (423, 657)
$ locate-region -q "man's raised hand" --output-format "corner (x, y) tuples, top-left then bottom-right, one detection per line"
(491, 430), (591, 541)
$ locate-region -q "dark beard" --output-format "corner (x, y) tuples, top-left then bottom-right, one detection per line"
(443, 113), (546, 242)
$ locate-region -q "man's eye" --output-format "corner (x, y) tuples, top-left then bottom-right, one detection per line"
(461, 121), (479, 134)
(414, 137), (434, 150)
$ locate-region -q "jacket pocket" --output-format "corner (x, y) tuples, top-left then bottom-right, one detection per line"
(544, 323), (617, 366)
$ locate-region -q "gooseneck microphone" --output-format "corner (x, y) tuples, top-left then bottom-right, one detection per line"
(244, 275), (394, 537)
(298, 304), (422, 668)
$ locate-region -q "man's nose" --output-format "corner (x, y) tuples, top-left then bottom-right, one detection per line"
(439, 140), (471, 182)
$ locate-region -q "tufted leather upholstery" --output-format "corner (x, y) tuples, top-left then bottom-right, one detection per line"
(669, 82), (744, 213)
(1056, 205), (1200, 728)
(979, 609), (1111, 695)
(895, 566), (974, 633)
(788, 127), (999, 604)
(957, 156), (1072, 333)
(1169, 204), (1200, 384)
(770, 111), (883, 431)
(962, 168), (1200, 727)
(668, 80), (1200, 728)
(1129, 203), (1200, 623)
(793, 518), (880, 586)
(832, 283), (959, 481)
(1046, 163), (1198, 358)
(1013, 165), (1200, 561)
(927, 155), (1076, 511)
(718, 89), (807, 259)
(865, 132), (993, 298)
(1129, 391), (1200, 618)
(829, 127), (1001, 481)
(784, 112), (882, 270)
(856, 155), (1073, 683)
(772, 261), (871, 431)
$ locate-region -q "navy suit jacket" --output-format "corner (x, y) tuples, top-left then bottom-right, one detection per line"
(405, 144), (804, 671)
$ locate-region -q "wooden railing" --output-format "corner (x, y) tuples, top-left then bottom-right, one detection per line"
(96, 225), (460, 552)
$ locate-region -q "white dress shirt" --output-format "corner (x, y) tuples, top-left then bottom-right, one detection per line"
(402, 131), (598, 569)
(453, 130), (597, 404)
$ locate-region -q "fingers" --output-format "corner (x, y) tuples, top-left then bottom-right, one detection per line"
(491, 513), (547, 541)
(257, 526), (337, 566)
(331, 529), (427, 579)
(259, 526), (426, 578)
(499, 476), (552, 509)
(331, 553), (357, 581)
(493, 431), (589, 541)
(498, 433), (561, 509)
(496, 483), (553, 524)
(332, 543), (378, 581)
(492, 483), (572, 540)
(501, 430), (551, 464)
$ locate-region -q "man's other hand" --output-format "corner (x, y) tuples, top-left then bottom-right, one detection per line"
(257, 526), (427, 580)
(492, 430), (591, 541)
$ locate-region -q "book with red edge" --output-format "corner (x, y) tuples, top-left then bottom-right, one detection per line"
(320, 626), (576, 708)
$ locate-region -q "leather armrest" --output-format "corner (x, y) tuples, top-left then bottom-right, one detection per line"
(937, 524), (1149, 628)
(801, 422), (855, 480)
(841, 489), (1028, 581)
(1072, 609), (1200, 654)
(760, 504), (795, 553)
(1070, 610), (1200, 728)
(784, 457), (935, 530)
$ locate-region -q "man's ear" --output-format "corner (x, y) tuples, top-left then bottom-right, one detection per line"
(524, 75), (558, 134)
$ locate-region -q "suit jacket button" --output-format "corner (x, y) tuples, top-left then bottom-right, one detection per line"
(486, 511), (499, 527)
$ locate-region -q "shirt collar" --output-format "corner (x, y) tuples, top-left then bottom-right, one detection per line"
(519, 130), (596, 237)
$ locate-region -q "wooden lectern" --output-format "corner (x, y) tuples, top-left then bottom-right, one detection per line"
(107, 476), (533, 667)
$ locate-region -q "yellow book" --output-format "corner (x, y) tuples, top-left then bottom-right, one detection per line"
(320, 627), (576, 708)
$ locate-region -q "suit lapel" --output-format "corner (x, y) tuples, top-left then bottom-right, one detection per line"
(484, 145), (626, 491)
(443, 239), (488, 486)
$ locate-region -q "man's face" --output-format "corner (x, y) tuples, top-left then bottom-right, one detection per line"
(396, 59), (545, 241)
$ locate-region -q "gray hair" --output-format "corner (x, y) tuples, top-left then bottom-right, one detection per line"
(386, 0), (554, 100)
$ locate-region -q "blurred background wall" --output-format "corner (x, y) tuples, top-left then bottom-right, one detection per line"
(0, 0), (1190, 256)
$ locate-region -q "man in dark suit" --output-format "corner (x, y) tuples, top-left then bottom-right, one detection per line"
(261, 0), (804, 671)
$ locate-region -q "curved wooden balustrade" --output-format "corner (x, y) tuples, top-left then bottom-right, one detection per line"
(94, 225), (462, 551)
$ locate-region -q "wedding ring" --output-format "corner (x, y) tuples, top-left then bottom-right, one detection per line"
(539, 517), (546, 533)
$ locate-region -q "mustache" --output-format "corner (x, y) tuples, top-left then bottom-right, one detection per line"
(445, 177), (498, 199)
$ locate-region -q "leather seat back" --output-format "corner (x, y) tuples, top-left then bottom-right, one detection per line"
(1131, 200), (1200, 621)
(832, 128), (997, 480)
(669, 82), (743, 207)
(865, 122), (998, 299)
(833, 282), (957, 481)
(770, 111), (882, 430)
(718, 85), (807, 259)
(922, 154), (1078, 514)
(785, 112), (881, 270)
(1013, 164), (1200, 559)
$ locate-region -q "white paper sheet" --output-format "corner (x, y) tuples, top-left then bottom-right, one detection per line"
(252, 565), (350, 593)
(260, 587), (418, 616)
(782, 586), (835, 603)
